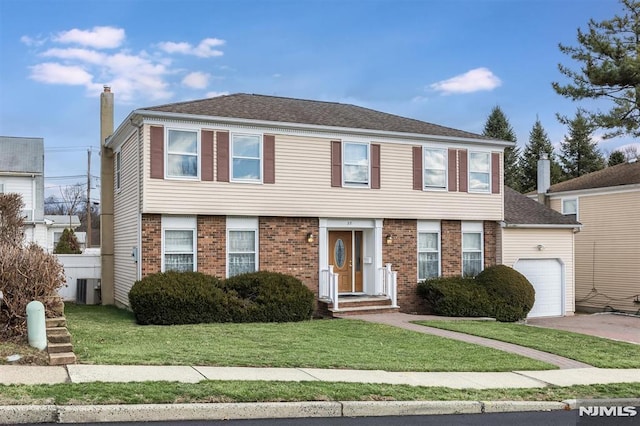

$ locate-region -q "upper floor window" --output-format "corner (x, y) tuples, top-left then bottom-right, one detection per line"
(232, 134), (262, 182)
(115, 151), (121, 190)
(167, 129), (198, 178)
(343, 142), (369, 186)
(469, 151), (490, 193)
(562, 198), (578, 216)
(424, 148), (447, 189)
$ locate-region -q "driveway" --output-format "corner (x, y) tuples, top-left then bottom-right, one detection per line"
(526, 313), (640, 344)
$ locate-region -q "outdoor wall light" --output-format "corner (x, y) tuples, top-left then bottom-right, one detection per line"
(306, 232), (314, 243)
(386, 234), (393, 245)
(537, 244), (545, 251)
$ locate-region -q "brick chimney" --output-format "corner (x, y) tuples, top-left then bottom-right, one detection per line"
(537, 153), (550, 206)
(100, 86), (115, 304)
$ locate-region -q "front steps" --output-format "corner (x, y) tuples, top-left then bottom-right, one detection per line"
(46, 317), (76, 365)
(319, 295), (399, 318)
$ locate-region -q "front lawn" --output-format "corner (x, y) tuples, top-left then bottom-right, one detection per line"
(415, 320), (640, 368)
(65, 304), (554, 372)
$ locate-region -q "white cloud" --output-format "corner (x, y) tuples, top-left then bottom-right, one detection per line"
(430, 67), (501, 95)
(20, 35), (46, 47)
(182, 71), (210, 89)
(157, 37), (225, 58)
(53, 26), (125, 49)
(206, 91), (229, 98)
(29, 62), (94, 85)
(41, 48), (106, 64)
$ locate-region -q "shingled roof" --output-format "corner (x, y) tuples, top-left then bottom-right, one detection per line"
(548, 159), (640, 193)
(504, 187), (580, 226)
(142, 93), (497, 141)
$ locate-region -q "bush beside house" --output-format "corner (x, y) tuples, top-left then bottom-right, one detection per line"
(417, 265), (536, 322)
(129, 271), (314, 325)
(54, 228), (82, 254)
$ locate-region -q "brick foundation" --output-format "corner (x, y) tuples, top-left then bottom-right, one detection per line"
(259, 217), (319, 296)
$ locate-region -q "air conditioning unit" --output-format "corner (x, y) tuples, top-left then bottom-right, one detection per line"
(76, 278), (101, 305)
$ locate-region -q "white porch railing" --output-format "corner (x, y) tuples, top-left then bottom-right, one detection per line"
(380, 263), (398, 308)
(320, 265), (339, 310)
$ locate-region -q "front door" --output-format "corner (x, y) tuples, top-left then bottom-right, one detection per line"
(328, 230), (363, 293)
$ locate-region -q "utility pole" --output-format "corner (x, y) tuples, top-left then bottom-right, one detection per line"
(87, 148), (92, 249)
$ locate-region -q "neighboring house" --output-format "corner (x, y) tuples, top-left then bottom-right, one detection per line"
(99, 89), (572, 317)
(499, 187), (580, 317)
(0, 136), (47, 245)
(538, 159), (640, 314)
(44, 214), (82, 252)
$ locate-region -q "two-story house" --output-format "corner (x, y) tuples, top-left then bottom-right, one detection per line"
(0, 136), (47, 245)
(100, 89), (577, 317)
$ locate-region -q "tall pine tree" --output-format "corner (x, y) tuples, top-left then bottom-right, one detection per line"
(482, 106), (522, 192)
(520, 119), (563, 193)
(558, 111), (605, 179)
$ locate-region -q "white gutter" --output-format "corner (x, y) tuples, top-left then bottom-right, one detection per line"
(499, 221), (582, 231)
(107, 109), (515, 148)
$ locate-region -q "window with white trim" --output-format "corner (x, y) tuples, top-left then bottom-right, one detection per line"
(462, 222), (483, 277)
(115, 151), (121, 190)
(343, 142), (369, 186)
(232, 134), (262, 182)
(418, 221), (441, 280)
(162, 216), (196, 272)
(423, 148), (447, 189)
(469, 151), (490, 192)
(167, 129), (198, 178)
(562, 198), (578, 216)
(227, 217), (259, 277)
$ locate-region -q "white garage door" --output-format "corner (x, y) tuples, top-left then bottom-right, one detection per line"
(513, 259), (563, 318)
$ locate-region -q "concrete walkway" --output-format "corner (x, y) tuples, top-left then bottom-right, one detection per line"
(350, 313), (593, 369)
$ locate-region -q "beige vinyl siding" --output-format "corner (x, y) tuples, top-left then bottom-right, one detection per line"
(500, 227), (575, 315)
(566, 191), (640, 313)
(113, 131), (140, 306)
(142, 129), (503, 220)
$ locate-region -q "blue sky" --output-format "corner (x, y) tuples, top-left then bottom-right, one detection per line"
(0, 0), (633, 199)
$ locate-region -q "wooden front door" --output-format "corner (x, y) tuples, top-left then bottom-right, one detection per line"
(328, 230), (363, 293)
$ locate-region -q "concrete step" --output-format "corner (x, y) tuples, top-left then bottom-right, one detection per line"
(48, 342), (74, 354)
(46, 317), (67, 328)
(46, 326), (69, 336)
(336, 297), (394, 309)
(49, 352), (77, 365)
(331, 305), (400, 317)
(48, 332), (71, 344)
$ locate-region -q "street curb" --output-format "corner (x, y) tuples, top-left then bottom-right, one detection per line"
(562, 398), (640, 410)
(0, 400), (574, 424)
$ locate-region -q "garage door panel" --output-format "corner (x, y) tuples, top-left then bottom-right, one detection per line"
(514, 259), (562, 318)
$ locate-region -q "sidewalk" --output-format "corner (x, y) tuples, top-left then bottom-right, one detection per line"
(3, 364), (640, 388)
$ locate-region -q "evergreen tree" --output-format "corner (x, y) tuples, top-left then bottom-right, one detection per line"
(54, 228), (82, 254)
(520, 119), (563, 193)
(608, 150), (626, 166)
(553, 0), (640, 138)
(558, 111), (605, 179)
(482, 106), (522, 191)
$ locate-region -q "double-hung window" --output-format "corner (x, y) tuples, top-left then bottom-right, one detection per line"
(424, 148), (447, 189)
(167, 129), (198, 178)
(227, 217), (259, 277)
(232, 134), (262, 182)
(469, 151), (490, 192)
(343, 142), (369, 186)
(462, 222), (483, 277)
(562, 198), (578, 217)
(418, 221), (441, 280)
(162, 216), (196, 272)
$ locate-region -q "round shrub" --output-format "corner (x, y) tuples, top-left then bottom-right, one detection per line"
(222, 271), (314, 322)
(475, 265), (535, 322)
(129, 271), (228, 325)
(417, 276), (493, 318)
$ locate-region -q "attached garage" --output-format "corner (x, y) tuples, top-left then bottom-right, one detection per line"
(514, 258), (563, 318)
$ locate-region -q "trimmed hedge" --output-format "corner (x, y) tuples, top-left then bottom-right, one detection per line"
(417, 265), (536, 322)
(129, 271), (314, 325)
(417, 276), (493, 318)
(476, 265), (535, 322)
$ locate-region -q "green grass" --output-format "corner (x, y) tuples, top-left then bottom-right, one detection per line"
(65, 304), (555, 372)
(1, 381), (639, 405)
(415, 320), (640, 368)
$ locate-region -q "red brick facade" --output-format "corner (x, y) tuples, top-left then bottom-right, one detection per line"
(139, 214), (498, 315)
(259, 217), (319, 296)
